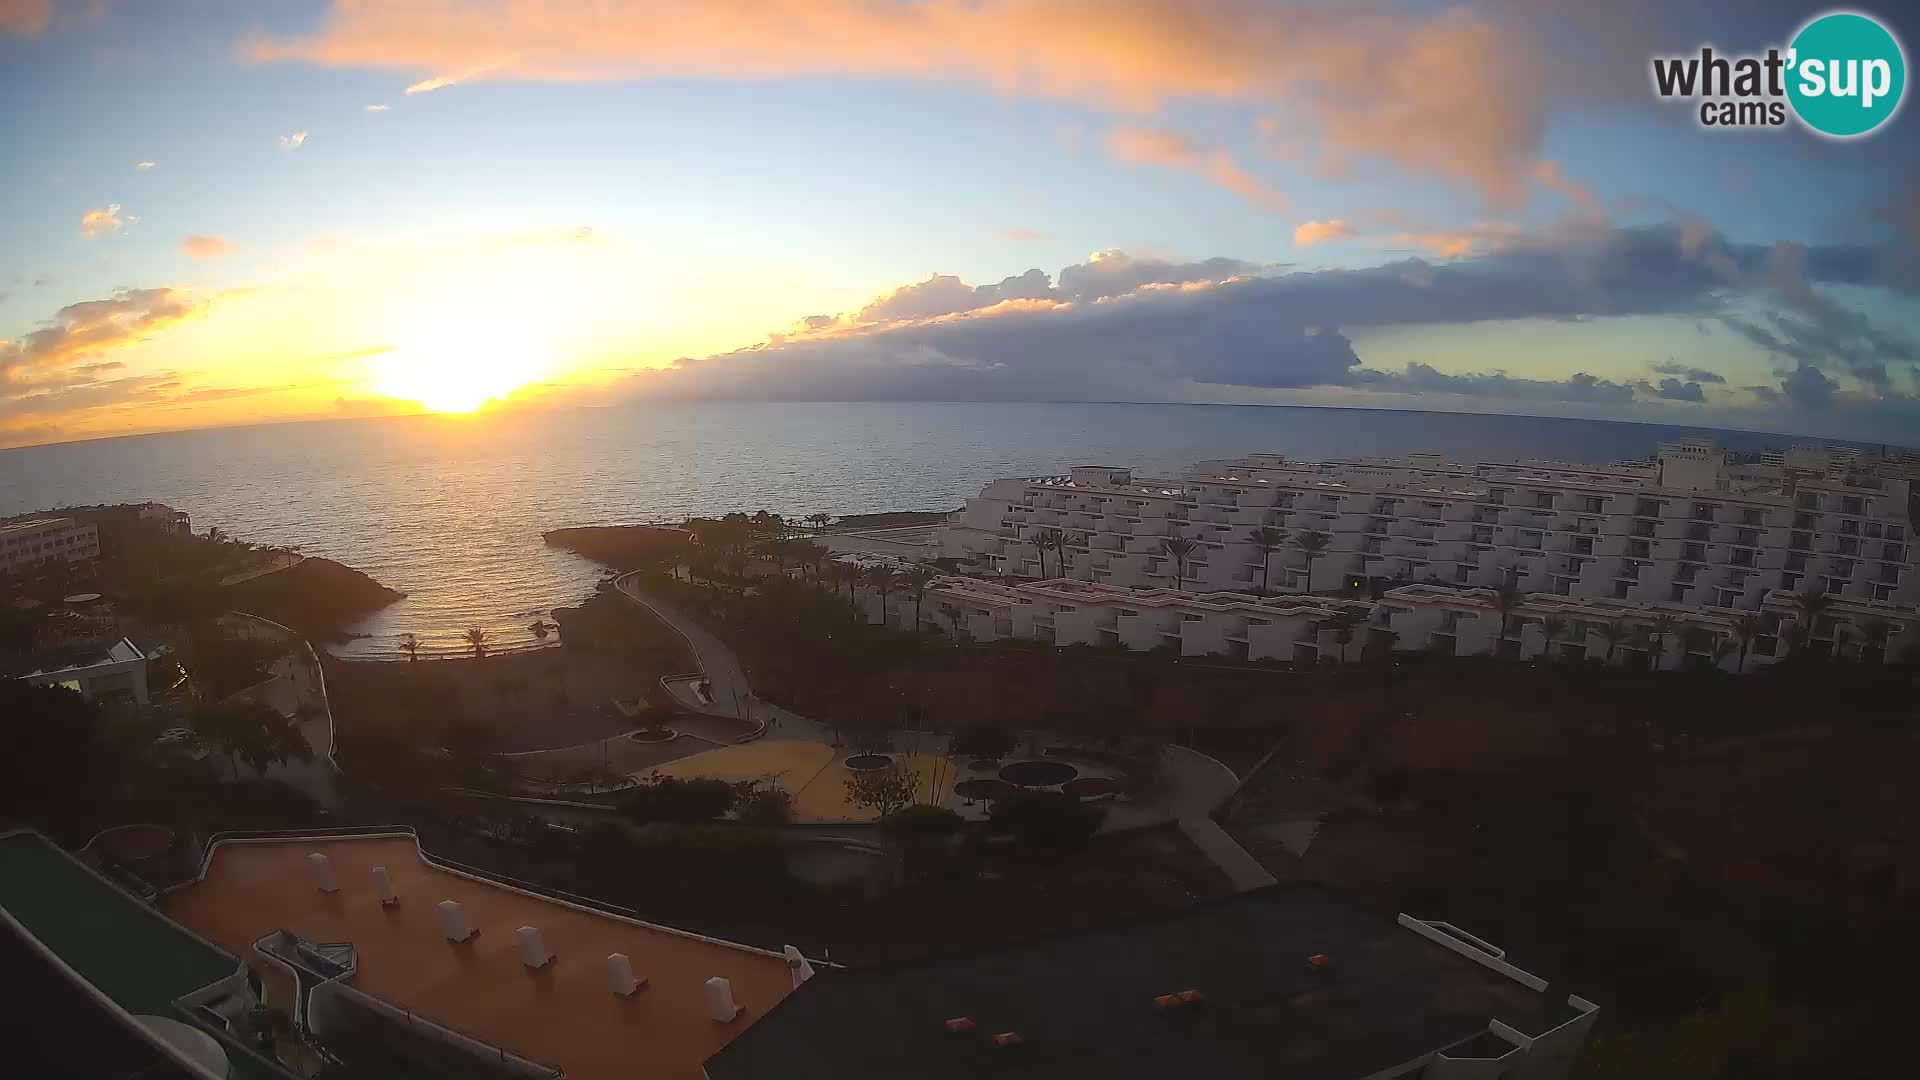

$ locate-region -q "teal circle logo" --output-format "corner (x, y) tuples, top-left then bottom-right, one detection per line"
(1787, 11), (1906, 137)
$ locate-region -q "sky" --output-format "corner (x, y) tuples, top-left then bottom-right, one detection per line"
(2, 0), (1919, 449)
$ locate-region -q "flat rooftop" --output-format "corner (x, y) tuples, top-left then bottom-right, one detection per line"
(163, 835), (796, 1080)
(706, 884), (1582, 1080)
(0, 830), (238, 1018)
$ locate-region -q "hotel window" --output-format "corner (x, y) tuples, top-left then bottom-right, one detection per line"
(1833, 559), (1856, 577)
(1582, 496), (1605, 513)
(1786, 553), (1807, 571)
(1796, 493), (1819, 510)
(1669, 584), (1689, 602)
(1840, 519), (1859, 535)
(1612, 581), (1630, 599)
(1686, 523), (1710, 541)
(1781, 571), (1801, 591)
(1823, 577), (1846, 595)
(1741, 507), (1764, 525)
(1681, 543), (1705, 562)
(1734, 528), (1760, 546)
(1635, 498), (1660, 517)
(1629, 540), (1652, 559)
(1690, 502), (1717, 521)
(1842, 496), (1864, 515)
(1790, 531), (1814, 550)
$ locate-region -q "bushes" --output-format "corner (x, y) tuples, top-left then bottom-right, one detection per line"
(987, 791), (1105, 851)
(618, 776), (737, 824)
(733, 784), (794, 826)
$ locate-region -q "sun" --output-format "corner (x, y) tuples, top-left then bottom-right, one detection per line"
(374, 307), (550, 413)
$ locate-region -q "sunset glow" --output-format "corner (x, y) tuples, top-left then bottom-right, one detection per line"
(374, 308), (551, 414)
(1, 2), (1916, 448)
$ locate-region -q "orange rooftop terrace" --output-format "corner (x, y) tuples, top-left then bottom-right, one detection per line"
(163, 833), (798, 1080)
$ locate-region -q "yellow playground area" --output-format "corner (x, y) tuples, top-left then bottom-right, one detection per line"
(644, 739), (959, 823)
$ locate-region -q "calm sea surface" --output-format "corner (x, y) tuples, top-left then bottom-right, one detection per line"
(0, 402), (1849, 657)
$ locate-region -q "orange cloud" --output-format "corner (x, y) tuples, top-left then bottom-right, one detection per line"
(1292, 219), (1355, 247)
(1106, 126), (1286, 211)
(999, 227), (1045, 244)
(79, 203), (125, 237)
(1, 287), (211, 379)
(180, 234), (234, 258)
(244, 0), (1602, 204)
(1390, 222), (1526, 260)
(0, 0), (49, 36)
(1530, 159), (1600, 213)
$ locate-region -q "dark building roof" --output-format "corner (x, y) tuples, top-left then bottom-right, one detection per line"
(705, 884), (1582, 1080)
(2, 917), (204, 1080)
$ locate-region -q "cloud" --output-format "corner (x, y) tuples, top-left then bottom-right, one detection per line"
(1, 287), (211, 382)
(78, 203), (125, 237)
(0, 0), (48, 36)
(1530, 159), (1600, 215)
(134, 160), (156, 171)
(0, 287), (228, 445)
(1650, 359), (1727, 384)
(245, 1), (1655, 204)
(280, 129), (308, 150)
(1651, 377), (1706, 402)
(624, 221), (1918, 434)
(363, 103), (390, 111)
(179, 234), (234, 259)
(1390, 222), (1527, 260)
(1293, 219), (1355, 248)
(1357, 364), (1636, 404)
(1780, 363), (1839, 410)
(1106, 126), (1287, 210)
(998, 227), (1044, 244)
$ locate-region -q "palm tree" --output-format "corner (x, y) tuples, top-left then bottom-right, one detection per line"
(1646, 612), (1680, 671)
(398, 633), (420, 662)
(1291, 529), (1332, 593)
(938, 602), (968, 642)
(1064, 532), (1090, 579)
(1787, 588), (1834, 652)
(807, 513), (831, 534)
(1598, 618), (1630, 665)
(1244, 526), (1287, 595)
(831, 562), (861, 620)
(1538, 616), (1569, 661)
(462, 627), (489, 661)
(1856, 617), (1892, 664)
(868, 566), (899, 626)
(1032, 527), (1064, 579)
(1488, 583), (1525, 657)
(902, 566), (937, 631)
(1330, 608), (1367, 662)
(1160, 535), (1197, 592)
(1726, 612), (1764, 673)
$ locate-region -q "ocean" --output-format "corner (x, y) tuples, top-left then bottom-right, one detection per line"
(0, 401), (1858, 657)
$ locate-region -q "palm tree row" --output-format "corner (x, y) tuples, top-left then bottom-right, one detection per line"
(1164, 526), (1334, 596)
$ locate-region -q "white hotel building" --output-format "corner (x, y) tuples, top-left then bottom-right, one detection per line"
(0, 515), (101, 575)
(938, 441), (1918, 610)
(914, 441), (1919, 669)
(900, 577), (1910, 669)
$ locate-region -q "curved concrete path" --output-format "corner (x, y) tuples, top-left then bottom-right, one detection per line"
(612, 572), (819, 741)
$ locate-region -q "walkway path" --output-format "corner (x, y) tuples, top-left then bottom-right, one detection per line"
(611, 572), (822, 742)
(1177, 816), (1279, 892)
(235, 646), (340, 811)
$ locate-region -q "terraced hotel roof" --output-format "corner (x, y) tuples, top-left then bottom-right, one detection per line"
(164, 834), (796, 1080)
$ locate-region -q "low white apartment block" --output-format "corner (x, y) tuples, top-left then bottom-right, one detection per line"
(896, 578), (1915, 671)
(937, 441), (1916, 611)
(7, 636), (151, 704)
(0, 516), (101, 574)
